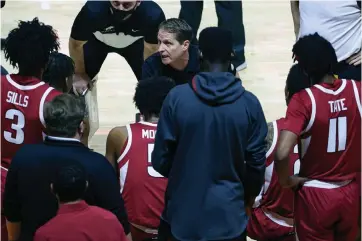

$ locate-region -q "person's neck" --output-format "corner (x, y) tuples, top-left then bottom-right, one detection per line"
(203, 62), (229, 73)
(60, 199), (83, 205)
(144, 115), (159, 123)
(321, 74), (336, 84)
(18, 70), (42, 79)
(170, 51), (189, 71)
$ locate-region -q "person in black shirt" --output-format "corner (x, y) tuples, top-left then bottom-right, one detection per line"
(69, 0), (165, 94)
(179, 1), (247, 72)
(3, 94), (130, 241)
(142, 18), (200, 86)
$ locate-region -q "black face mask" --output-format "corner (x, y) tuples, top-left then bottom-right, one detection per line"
(111, 3), (137, 23)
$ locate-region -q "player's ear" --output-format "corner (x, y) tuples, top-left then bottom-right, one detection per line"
(50, 183), (54, 193)
(79, 121), (85, 135)
(182, 40), (190, 51)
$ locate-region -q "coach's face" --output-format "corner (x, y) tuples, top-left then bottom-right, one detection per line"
(158, 29), (190, 65)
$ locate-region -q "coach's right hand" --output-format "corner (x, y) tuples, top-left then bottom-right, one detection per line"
(72, 73), (92, 96)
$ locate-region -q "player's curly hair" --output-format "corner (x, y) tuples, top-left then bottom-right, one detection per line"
(285, 63), (310, 103)
(43, 52), (75, 92)
(292, 33), (337, 85)
(3, 17), (59, 75)
(133, 77), (176, 117)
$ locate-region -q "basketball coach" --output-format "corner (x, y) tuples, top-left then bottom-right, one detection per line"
(3, 94), (130, 241)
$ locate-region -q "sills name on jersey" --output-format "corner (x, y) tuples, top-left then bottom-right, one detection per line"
(6, 91), (29, 108)
(329, 98), (347, 113)
(142, 129), (156, 139)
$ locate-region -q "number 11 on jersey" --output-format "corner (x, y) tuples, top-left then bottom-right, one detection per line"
(147, 143), (164, 178)
(327, 117), (347, 153)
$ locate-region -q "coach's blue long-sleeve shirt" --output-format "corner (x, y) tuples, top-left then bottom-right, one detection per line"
(152, 72), (267, 241)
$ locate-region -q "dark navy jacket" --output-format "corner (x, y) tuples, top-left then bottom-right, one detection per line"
(3, 137), (129, 241)
(152, 72), (267, 241)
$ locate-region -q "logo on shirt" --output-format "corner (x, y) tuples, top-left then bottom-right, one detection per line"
(101, 26), (116, 34)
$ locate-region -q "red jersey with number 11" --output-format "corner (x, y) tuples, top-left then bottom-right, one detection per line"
(118, 121), (167, 229)
(284, 79), (361, 182)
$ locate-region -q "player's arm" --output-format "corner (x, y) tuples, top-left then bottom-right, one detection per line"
(152, 91), (177, 177)
(244, 98), (268, 205)
(143, 9), (166, 60)
(3, 149), (24, 241)
(69, 4), (96, 80)
(105, 126), (128, 170)
(290, 0), (300, 39)
(275, 93), (308, 188)
(265, 122), (275, 152)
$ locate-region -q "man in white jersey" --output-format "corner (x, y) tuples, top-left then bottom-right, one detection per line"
(291, 0), (361, 80)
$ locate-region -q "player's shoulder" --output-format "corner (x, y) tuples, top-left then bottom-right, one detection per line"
(137, 1), (165, 22)
(239, 89), (264, 110)
(83, 1), (110, 18)
(89, 205), (116, 218)
(108, 125), (128, 139)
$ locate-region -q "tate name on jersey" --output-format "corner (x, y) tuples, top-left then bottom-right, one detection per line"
(329, 98), (347, 113)
(6, 91), (29, 108)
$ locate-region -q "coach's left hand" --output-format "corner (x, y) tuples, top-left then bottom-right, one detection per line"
(73, 73), (93, 96)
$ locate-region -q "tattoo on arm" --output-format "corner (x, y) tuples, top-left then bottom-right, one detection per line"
(265, 122), (274, 152)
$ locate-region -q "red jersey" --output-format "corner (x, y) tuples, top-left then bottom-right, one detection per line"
(1, 74), (61, 168)
(118, 121), (167, 229)
(284, 79), (361, 182)
(254, 118), (299, 220)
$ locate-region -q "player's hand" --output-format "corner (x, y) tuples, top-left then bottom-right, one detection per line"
(72, 73), (92, 96)
(286, 175), (309, 191)
(346, 51), (361, 66)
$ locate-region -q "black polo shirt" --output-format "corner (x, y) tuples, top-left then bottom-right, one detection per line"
(70, 1), (165, 48)
(142, 45), (200, 85)
(3, 137), (129, 241)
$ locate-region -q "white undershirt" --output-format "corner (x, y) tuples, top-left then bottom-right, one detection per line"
(298, 0), (361, 62)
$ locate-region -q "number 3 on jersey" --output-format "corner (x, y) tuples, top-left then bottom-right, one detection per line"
(3, 109), (25, 144)
(147, 143), (164, 178)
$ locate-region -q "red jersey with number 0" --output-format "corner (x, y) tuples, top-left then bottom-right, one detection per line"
(118, 121), (167, 229)
(253, 118), (300, 220)
(283, 79), (361, 182)
(1, 74), (61, 168)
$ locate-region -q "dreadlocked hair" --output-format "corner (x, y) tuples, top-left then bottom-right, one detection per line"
(286, 63), (310, 101)
(43, 52), (74, 92)
(3, 17), (59, 75)
(133, 77), (176, 117)
(292, 33), (337, 85)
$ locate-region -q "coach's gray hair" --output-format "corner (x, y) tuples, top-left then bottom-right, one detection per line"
(44, 94), (87, 138)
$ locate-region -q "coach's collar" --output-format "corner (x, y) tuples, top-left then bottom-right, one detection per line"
(184, 44), (200, 73)
(46, 136), (81, 143)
